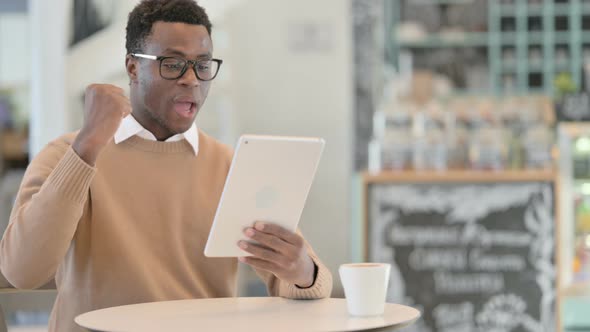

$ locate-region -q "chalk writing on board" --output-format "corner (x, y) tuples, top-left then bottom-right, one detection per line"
(433, 302), (473, 331)
(434, 272), (505, 294)
(389, 224), (532, 247)
(468, 249), (526, 271)
(369, 183), (555, 332)
(408, 248), (467, 270)
(477, 294), (541, 332)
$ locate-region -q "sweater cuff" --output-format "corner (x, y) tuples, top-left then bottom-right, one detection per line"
(296, 263), (318, 289)
(280, 255), (332, 299)
(45, 147), (97, 204)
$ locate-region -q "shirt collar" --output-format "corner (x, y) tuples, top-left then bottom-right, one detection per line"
(114, 115), (199, 156)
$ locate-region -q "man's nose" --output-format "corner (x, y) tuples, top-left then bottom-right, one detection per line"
(178, 64), (200, 87)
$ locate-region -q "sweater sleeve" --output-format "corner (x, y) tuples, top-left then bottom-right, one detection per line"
(252, 230), (333, 299)
(0, 139), (96, 289)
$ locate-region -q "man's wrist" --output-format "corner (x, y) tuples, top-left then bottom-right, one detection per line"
(72, 135), (102, 166)
(295, 262), (318, 289)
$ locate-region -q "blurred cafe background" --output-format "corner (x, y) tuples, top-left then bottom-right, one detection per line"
(1, 0), (590, 331)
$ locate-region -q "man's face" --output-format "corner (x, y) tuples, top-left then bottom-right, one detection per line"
(126, 21), (213, 139)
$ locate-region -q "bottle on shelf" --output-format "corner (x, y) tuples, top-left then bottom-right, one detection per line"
(385, 111), (413, 170)
(467, 105), (508, 171)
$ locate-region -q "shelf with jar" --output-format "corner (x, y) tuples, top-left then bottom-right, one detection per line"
(367, 70), (556, 174)
(389, 0), (590, 96)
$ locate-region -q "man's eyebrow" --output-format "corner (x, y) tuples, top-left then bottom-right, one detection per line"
(196, 53), (212, 59)
(161, 48), (187, 56)
(162, 48), (212, 59)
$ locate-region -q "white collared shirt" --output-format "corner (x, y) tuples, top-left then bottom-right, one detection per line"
(114, 115), (199, 156)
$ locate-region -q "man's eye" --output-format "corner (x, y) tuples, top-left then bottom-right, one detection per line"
(198, 64), (210, 71)
(164, 64), (183, 70)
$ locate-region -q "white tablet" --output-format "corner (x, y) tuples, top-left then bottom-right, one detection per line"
(204, 135), (325, 257)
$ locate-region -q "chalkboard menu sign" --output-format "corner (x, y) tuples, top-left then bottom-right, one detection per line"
(368, 182), (555, 332)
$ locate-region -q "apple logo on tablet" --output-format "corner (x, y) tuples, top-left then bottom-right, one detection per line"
(256, 186), (279, 209)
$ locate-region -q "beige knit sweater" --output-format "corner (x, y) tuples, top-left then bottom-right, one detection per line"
(0, 130), (332, 332)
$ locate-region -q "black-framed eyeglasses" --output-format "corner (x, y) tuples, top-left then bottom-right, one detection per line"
(131, 53), (223, 81)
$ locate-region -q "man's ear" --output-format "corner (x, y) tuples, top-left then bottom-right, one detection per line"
(125, 54), (138, 83)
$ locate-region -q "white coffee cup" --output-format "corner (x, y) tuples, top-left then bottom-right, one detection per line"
(339, 263), (391, 316)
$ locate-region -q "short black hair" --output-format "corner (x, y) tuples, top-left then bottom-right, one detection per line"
(125, 0), (212, 54)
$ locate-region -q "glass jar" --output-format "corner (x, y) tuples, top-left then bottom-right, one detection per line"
(468, 126), (508, 170)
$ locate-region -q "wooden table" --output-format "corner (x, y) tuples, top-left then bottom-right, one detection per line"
(75, 297), (420, 332)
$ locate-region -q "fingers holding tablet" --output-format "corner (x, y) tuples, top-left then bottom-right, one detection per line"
(238, 221), (315, 287)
